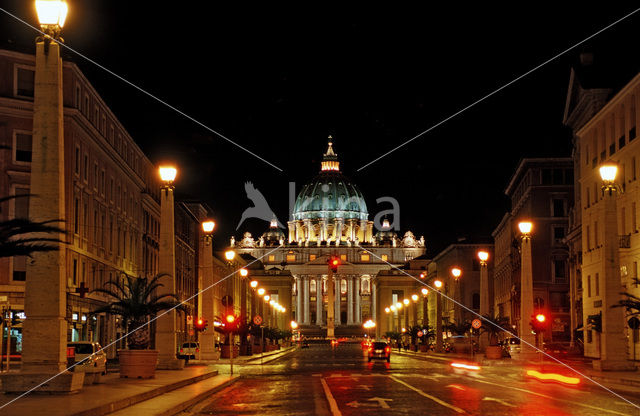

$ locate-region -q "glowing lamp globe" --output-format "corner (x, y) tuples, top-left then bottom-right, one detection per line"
(536, 314), (546, 323)
(395, 302), (403, 309)
(403, 298), (410, 305)
(451, 267), (462, 279)
(35, 0), (68, 28)
(202, 220), (215, 233)
(158, 166), (177, 183)
(477, 251), (489, 262)
(434, 280), (443, 289)
(263, 295), (270, 301)
(390, 305), (397, 312)
(518, 221), (533, 235)
(239, 268), (248, 277)
(599, 164), (618, 182)
(411, 294), (419, 302)
(421, 288), (429, 295)
(385, 307), (391, 313)
(225, 250), (236, 261)
(250, 280), (258, 288)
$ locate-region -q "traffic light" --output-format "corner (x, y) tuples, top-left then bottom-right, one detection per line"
(587, 313), (602, 332)
(10, 309), (20, 326)
(329, 256), (340, 273)
(530, 313), (548, 334)
(194, 318), (208, 332)
(224, 313), (238, 332)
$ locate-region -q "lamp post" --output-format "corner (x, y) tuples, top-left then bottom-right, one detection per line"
(3, 0), (83, 393)
(434, 279), (443, 353)
(477, 251), (489, 353)
(593, 164), (635, 370)
(155, 166), (183, 369)
(421, 287), (429, 329)
(363, 319), (376, 340)
(199, 220), (218, 360)
(518, 221), (536, 359)
(451, 267), (462, 325)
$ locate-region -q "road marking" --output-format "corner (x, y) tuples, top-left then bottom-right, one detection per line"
(482, 397), (516, 407)
(369, 397), (393, 409)
(470, 378), (633, 416)
(389, 376), (466, 414)
(321, 378), (342, 416)
(446, 384), (466, 391)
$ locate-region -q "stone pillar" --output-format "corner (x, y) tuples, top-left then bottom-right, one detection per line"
(594, 187), (636, 370)
(316, 276), (323, 326)
(355, 278), (361, 324)
(3, 40), (84, 393)
(335, 278), (341, 325)
(200, 236), (218, 359)
(347, 276), (354, 324)
(156, 179), (184, 370)
(296, 276), (302, 323)
(303, 276), (310, 325)
(519, 234), (536, 359)
(435, 291), (443, 353)
(479, 260), (490, 352)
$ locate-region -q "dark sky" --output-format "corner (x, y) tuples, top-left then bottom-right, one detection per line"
(2, 2), (640, 255)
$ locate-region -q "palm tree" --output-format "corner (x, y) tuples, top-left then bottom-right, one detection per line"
(613, 278), (640, 316)
(443, 320), (471, 336)
(91, 273), (186, 350)
(479, 314), (513, 346)
(0, 195), (65, 258)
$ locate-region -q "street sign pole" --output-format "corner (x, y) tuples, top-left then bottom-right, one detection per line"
(229, 329), (233, 375)
(261, 326), (264, 366)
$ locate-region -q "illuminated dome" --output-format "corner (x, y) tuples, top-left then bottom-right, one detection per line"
(292, 138), (368, 221)
(261, 218), (286, 243)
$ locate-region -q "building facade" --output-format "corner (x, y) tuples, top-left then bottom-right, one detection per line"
(492, 158), (573, 343)
(231, 140), (427, 338)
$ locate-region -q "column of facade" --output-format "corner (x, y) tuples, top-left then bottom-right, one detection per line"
(347, 276), (354, 325)
(316, 276), (324, 325)
(335, 277), (341, 325)
(372, 282), (377, 322)
(303, 275), (310, 325)
(355, 278), (361, 324)
(296, 276), (302, 324)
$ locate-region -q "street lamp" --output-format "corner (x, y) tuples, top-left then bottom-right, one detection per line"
(291, 320), (298, 329)
(159, 166), (177, 186)
(250, 280), (258, 289)
(239, 268), (249, 278)
(477, 250), (490, 352)
(411, 294), (419, 302)
(199, 218), (218, 359)
(450, 267), (462, 325)
(434, 279), (443, 289)
(257, 288), (265, 296)
(35, 0), (68, 39)
(518, 220), (536, 359)
(421, 288), (429, 296)
(202, 220), (215, 234)
(451, 267), (462, 280)
(225, 250), (236, 261)
(385, 307), (391, 313)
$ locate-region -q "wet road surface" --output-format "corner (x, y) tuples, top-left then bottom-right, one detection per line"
(181, 342), (640, 415)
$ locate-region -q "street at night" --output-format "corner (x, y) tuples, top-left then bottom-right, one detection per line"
(184, 343), (640, 415)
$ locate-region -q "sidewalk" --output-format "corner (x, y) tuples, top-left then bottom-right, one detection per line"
(0, 366), (234, 416)
(189, 344), (297, 366)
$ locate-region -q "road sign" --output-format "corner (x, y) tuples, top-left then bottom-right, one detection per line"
(417, 330), (423, 337)
(472, 319), (482, 329)
(253, 315), (263, 325)
(222, 295), (233, 307)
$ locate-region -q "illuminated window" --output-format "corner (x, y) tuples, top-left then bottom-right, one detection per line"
(340, 254), (347, 261)
(341, 279), (347, 294)
(268, 255), (275, 262)
(381, 254), (388, 262)
(287, 254), (296, 262)
(310, 280), (316, 293)
(309, 254), (316, 261)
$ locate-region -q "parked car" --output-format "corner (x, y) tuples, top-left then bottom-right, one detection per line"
(368, 341), (391, 362)
(178, 342), (199, 360)
(501, 337), (521, 356)
(543, 342), (570, 357)
(68, 341), (106, 375)
(301, 340), (310, 348)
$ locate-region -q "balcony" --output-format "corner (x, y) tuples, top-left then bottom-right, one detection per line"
(619, 234), (631, 249)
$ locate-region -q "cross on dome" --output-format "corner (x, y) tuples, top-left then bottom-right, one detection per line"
(321, 135), (340, 171)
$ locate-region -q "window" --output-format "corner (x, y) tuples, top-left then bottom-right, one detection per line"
(609, 143), (616, 156)
(586, 225), (591, 250)
(72, 259), (78, 285)
(93, 163), (98, 190)
(286, 254), (296, 262)
(553, 226), (565, 242)
(268, 255), (275, 262)
(13, 187), (29, 219)
(595, 273), (600, 296)
(361, 278), (370, 294)
(472, 293), (480, 309)
(73, 197), (79, 234)
(14, 133), (32, 162)
(75, 86), (81, 108)
(341, 279), (347, 295)
(554, 259), (566, 281)
(340, 254), (347, 261)
(310, 279), (316, 293)
(75, 147), (80, 174)
(381, 254), (388, 262)
(587, 275), (591, 297)
(16, 67), (35, 97)
(633, 202), (637, 232)
(83, 154), (88, 181)
(552, 199), (565, 217)
(594, 221), (599, 247)
(309, 254), (316, 261)
(534, 297), (545, 310)
(360, 254), (370, 262)
(619, 135), (626, 149)
(12, 256), (26, 281)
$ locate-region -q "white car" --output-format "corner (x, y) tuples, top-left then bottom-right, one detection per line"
(68, 341), (107, 374)
(178, 342), (200, 360)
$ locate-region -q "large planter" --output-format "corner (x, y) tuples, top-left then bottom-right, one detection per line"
(485, 345), (503, 359)
(118, 349), (158, 379)
(221, 345), (239, 358)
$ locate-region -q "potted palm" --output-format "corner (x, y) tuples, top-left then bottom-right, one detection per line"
(479, 314), (512, 359)
(444, 320), (472, 354)
(91, 273), (186, 378)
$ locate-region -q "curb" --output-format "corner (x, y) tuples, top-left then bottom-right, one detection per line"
(154, 375), (239, 416)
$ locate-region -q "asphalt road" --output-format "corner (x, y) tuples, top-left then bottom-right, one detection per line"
(182, 342), (640, 415)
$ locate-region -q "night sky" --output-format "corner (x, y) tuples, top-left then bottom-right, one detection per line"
(1, 2), (640, 255)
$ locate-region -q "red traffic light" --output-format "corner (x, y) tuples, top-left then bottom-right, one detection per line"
(197, 318), (204, 326)
(329, 256), (340, 272)
(226, 314), (235, 324)
(535, 314), (546, 323)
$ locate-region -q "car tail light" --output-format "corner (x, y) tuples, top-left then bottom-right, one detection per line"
(180, 348), (183, 353)
(196, 348), (199, 352)
(385, 346), (390, 353)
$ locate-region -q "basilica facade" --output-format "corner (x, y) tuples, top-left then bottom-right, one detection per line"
(230, 140), (427, 337)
